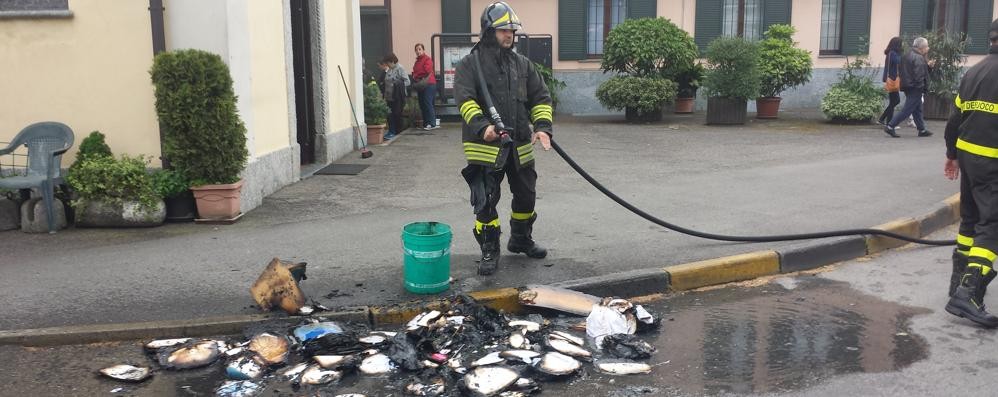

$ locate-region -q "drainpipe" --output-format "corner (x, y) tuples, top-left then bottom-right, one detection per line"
(148, 0), (169, 168)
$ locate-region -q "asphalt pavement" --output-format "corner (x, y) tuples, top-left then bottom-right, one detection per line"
(0, 111), (958, 330)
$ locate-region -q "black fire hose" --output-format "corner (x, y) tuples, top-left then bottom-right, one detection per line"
(549, 140), (955, 246)
(469, 47), (954, 247)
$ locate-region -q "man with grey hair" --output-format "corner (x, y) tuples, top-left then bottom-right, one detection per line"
(884, 37), (934, 138)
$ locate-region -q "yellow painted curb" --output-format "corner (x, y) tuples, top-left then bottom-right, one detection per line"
(369, 288), (523, 327)
(944, 193), (960, 218)
(664, 251), (780, 291)
(866, 217), (920, 254)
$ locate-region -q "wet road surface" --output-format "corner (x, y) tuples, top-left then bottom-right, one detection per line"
(0, 276), (932, 396)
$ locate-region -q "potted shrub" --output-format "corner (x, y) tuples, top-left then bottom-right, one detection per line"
(757, 25), (813, 119)
(703, 37), (761, 125)
(921, 31), (966, 120)
(151, 49), (249, 221)
(597, 17), (698, 122)
(534, 62), (567, 110)
(596, 76), (677, 122)
(820, 57), (883, 123)
(67, 155), (165, 227)
(153, 169), (196, 222)
(675, 62), (705, 113)
(364, 81), (390, 144)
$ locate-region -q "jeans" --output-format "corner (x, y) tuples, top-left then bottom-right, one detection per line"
(888, 88), (926, 131)
(418, 84), (437, 127)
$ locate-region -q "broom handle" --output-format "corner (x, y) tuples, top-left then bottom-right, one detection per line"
(337, 65), (368, 148)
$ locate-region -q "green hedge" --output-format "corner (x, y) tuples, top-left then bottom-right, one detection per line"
(596, 76), (678, 115)
(150, 49), (248, 186)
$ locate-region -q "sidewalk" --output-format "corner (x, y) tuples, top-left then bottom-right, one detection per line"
(0, 111), (957, 330)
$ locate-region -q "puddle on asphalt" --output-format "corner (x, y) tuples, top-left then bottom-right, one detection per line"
(633, 276), (929, 395)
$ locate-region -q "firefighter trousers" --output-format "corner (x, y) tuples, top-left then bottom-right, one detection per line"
(474, 157), (537, 228)
(957, 150), (998, 271)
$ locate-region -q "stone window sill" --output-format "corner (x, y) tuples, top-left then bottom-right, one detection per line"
(0, 10), (73, 20)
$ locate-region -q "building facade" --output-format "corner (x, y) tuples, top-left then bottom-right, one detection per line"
(0, 0), (367, 212)
(362, 0), (998, 115)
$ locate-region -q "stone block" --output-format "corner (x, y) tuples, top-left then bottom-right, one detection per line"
(20, 197), (67, 233)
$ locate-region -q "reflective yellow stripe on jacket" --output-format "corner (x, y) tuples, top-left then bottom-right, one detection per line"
(517, 142), (534, 165)
(461, 100), (483, 124)
(957, 98), (998, 115)
(464, 142), (499, 163)
(530, 104), (553, 124)
(957, 138), (998, 158)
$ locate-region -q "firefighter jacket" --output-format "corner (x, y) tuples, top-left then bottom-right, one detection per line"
(454, 44), (553, 167)
(946, 46), (998, 160)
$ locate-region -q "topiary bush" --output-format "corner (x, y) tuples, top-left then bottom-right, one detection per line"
(758, 24), (813, 98)
(364, 81), (390, 125)
(702, 37), (760, 100)
(596, 76), (678, 116)
(600, 17), (699, 79)
(821, 57), (883, 121)
(150, 49), (248, 186)
(76, 131), (112, 160)
(66, 155), (161, 211)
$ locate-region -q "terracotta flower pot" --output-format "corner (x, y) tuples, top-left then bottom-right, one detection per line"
(191, 180), (243, 220)
(755, 97), (781, 119)
(674, 97), (695, 114)
(367, 124), (386, 145)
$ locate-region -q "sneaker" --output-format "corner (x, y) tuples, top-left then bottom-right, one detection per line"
(425, 124), (440, 130)
(918, 130), (934, 137)
(883, 126), (900, 138)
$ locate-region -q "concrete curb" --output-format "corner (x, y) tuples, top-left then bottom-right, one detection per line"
(0, 194), (961, 347)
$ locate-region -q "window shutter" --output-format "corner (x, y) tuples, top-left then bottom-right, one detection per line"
(899, 0), (927, 39)
(763, 0), (792, 32)
(559, 0), (588, 60)
(695, 0), (723, 53)
(966, 0), (994, 55)
(442, 0), (471, 43)
(626, 0), (657, 19)
(841, 0), (871, 55)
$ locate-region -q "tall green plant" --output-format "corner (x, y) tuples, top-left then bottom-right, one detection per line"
(76, 131), (113, 160)
(150, 49), (248, 186)
(922, 31), (967, 97)
(758, 25), (813, 98)
(600, 17), (698, 79)
(675, 62), (705, 98)
(702, 37), (761, 100)
(364, 81), (389, 125)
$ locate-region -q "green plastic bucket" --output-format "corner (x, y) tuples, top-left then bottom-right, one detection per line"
(402, 221), (452, 294)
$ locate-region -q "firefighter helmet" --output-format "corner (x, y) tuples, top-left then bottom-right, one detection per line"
(479, 1), (521, 41)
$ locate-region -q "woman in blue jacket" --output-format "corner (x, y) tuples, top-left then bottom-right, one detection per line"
(878, 37), (903, 125)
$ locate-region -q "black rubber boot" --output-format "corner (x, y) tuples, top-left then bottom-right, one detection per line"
(474, 225), (501, 276)
(950, 249), (968, 297)
(945, 266), (998, 328)
(507, 214), (547, 259)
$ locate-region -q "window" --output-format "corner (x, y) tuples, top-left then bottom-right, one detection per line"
(926, 0), (968, 37)
(586, 0), (626, 56)
(820, 0), (844, 54)
(0, 0), (68, 11)
(722, 0), (763, 40)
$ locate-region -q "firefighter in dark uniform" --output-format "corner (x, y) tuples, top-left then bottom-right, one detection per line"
(454, 2), (554, 276)
(944, 19), (998, 328)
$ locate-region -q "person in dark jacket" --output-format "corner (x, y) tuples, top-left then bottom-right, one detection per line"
(878, 37), (903, 125)
(943, 19), (998, 328)
(884, 37), (934, 138)
(412, 43), (439, 130)
(379, 53), (409, 141)
(454, 1), (553, 276)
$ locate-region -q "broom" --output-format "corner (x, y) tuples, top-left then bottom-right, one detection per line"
(337, 65), (373, 159)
